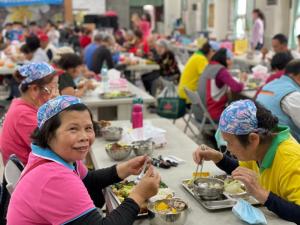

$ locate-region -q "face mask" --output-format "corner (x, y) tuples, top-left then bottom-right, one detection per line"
(232, 199), (267, 225)
(215, 128), (227, 149)
(73, 74), (83, 86)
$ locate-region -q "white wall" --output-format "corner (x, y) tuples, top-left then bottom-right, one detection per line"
(255, 0), (291, 47)
(211, 0), (230, 40)
(164, 0), (182, 35)
(73, 0), (106, 14)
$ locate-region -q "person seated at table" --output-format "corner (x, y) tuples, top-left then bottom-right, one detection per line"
(38, 33), (57, 62)
(127, 30), (149, 57)
(193, 100), (300, 224)
(178, 41), (219, 103)
(84, 32), (104, 71)
(261, 33), (298, 62)
(0, 62), (58, 165)
(254, 52), (293, 99)
(25, 34), (49, 63)
(7, 95), (161, 225)
(91, 34), (114, 74)
(257, 59), (300, 142)
(58, 53), (94, 97)
(198, 48), (245, 122)
(141, 39), (180, 96)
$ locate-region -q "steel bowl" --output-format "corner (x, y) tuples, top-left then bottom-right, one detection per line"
(193, 177), (224, 200)
(148, 198), (189, 225)
(132, 140), (154, 156)
(102, 127), (123, 141)
(105, 143), (132, 161)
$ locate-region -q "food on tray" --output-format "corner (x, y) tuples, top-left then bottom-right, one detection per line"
(98, 120), (111, 128)
(224, 178), (246, 194)
(111, 180), (168, 203)
(247, 82), (258, 89)
(6, 62), (15, 68)
(153, 198), (186, 214)
(106, 143), (129, 152)
(100, 91), (135, 99)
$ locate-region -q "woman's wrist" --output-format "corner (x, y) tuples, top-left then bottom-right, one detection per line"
(213, 152), (224, 164)
(116, 162), (130, 180)
(255, 189), (270, 204)
(128, 192), (145, 208)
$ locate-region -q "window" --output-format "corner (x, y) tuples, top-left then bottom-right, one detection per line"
(291, 0), (300, 48)
(234, 0), (247, 38)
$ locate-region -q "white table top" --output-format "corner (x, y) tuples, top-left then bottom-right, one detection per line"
(0, 66), (15, 75)
(126, 63), (160, 72)
(233, 53), (263, 67)
(81, 82), (155, 108)
(90, 118), (291, 225)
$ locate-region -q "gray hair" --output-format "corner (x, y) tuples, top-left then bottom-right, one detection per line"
(156, 39), (169, 50)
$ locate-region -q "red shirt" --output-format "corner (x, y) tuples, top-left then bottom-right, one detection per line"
(80, 35), (92, 49)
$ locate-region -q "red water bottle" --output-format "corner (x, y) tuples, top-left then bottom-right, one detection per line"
(132, 103), (143, 129)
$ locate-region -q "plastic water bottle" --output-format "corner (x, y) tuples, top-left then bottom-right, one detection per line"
(132, 98), (143, 129)
(101, 66), (109, 93)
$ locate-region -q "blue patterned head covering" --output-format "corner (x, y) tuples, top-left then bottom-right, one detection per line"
(18, 62), (55, 85)
(37, 95), (82, 129)
(209, 41), (221, 52)
(219, 100), (265, 135)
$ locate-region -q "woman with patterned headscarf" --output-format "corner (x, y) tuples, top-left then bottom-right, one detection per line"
(193, 100), (300, 224)
(0, 63), (58, 165)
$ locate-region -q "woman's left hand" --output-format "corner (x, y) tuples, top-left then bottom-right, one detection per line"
(232, 166), (269, 204)
(117, 155), (150, 179)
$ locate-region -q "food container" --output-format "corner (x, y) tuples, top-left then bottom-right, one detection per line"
(132, 139), (154, 156)
(105, 143), (131, 161)
(193, 177), (224, 200)
(148, 198), (189, 225)
(102, 127), (123, 141)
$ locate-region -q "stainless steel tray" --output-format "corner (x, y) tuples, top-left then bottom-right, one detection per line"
(106, 186), (148, 217)
(181, 179), (260, 211)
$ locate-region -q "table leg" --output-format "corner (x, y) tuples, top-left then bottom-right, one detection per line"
(117, 105), (131, 120)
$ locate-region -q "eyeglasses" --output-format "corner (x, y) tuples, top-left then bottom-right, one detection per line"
(41, 84), (58, 95)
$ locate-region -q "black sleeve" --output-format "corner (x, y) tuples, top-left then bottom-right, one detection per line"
(103, 48), (114, 69)
(264, 192), (300, 224)
(83, 165), (122, 208)
(66, 198), (140, 225)
(58, 73), (76, 93)
(215, 154), (239, 174)
(91, 48), (103, 74)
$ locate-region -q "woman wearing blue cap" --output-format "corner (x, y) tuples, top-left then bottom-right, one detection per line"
(0, 62), (58, 165)
(7, 95), (160, 225)
(193, 99), (300, 223)
(198, 48), (246, 122)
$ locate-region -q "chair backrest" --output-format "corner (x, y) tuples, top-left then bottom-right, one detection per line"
(4, 155), (24, 195)
(184, 87), (218, 129)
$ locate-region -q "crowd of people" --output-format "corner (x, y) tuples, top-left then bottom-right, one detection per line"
(0, 8), (299, 225)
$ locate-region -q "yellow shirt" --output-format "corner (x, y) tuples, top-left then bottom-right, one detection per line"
(177, 52), (208, 102)
(239, 126), (300, 205)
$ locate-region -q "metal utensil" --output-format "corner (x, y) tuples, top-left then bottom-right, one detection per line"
(134, 159), (148, 184)
(199, 144), (206, 177)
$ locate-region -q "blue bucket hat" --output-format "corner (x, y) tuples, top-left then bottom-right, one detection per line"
(37, 95), (82, 129)
(18, 62), (56, 85)
(219, 99), (266, 135)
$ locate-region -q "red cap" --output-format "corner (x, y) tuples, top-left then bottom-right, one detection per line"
(38, 33), (49, 42)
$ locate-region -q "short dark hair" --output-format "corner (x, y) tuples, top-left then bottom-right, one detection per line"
(199, 42), (212, 55)
(272, 33), (288, 45)
(252, 8), (265, 21)
(297, 34), (300, 40)
(20, 44), (33, 54)
(58, 53), (82, 70)
(285, 59), (300, 76)
(31, 104), (94, 148)
(211, 48), (228, 67)
(271, 52), (293, 71)
(236, 101), (278, 147)
(26, 35), (40, 52)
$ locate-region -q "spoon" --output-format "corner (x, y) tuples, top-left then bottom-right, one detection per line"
(193, 144), (206, 180)
(134, 159), (148, 184)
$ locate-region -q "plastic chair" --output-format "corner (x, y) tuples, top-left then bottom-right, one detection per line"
(4, 154), (24, 195)
(184, 87), (218, 139)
